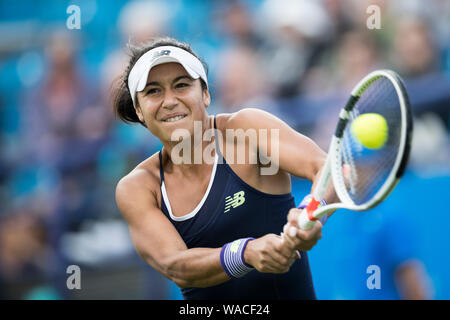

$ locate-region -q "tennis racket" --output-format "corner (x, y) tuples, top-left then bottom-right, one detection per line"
(297, 69), (413, 230)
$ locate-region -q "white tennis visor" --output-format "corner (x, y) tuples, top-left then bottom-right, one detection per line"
(128, 45), (208, 106)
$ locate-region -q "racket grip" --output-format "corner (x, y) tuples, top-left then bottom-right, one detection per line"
(298, 210), (316, 230)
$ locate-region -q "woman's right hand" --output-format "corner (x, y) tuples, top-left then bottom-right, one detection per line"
(243, 234), (299, 274)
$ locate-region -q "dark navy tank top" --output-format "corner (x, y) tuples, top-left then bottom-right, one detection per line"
(158, 116), (316, 300)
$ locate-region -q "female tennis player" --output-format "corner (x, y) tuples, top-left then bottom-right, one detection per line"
(113, 37), (333, 300)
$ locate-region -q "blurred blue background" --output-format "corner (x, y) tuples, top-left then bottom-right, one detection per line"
(0, 0), (449, 300)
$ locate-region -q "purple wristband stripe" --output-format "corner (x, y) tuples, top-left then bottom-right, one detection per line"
(298, 194), (328, 225)
(220, 238), (254, 279)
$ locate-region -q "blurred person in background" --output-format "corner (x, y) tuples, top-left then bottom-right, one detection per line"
(331, 30), (381, 94)
(321, 0), (357, 36)
(214, 44), (276, 113)
(212, 0), (263, 50)
(0, 205), (60, 299)
(392, 18), (439, 78)
(15, 30), (112, 300)
(390, 0), (450, 55)
(21, 31), (99, 169)
(256, 0), (333, 98)
(305, 29), (381, 150)
(19, 30), (106, 228)
(391, 16), (450, 170)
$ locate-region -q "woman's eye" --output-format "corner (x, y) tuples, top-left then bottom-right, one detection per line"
(146, 88), (159, 95)
(176, 83), (189, 88)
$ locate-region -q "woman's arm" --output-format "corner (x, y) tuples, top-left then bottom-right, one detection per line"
(115, 169), (298, 288)
(116, 170), (229, 288)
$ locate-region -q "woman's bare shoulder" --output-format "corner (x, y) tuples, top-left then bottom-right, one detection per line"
(115, 152), (161, 205)
(216, 108), (273, 131)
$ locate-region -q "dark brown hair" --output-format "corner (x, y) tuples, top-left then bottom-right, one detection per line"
(112, 37), (208, 127)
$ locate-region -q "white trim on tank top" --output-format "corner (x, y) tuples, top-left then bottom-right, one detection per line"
(161, 152), (219, 222)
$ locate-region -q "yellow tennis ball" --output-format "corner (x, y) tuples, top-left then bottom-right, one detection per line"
(350, 113), (388, 149)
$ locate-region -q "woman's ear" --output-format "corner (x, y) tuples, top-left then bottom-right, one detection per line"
(134, 104), (145, 123)
(203, 89), (211, 108)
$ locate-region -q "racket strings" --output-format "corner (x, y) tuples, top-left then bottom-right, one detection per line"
(342, 76), (402, 205)
(344, 108), (363, 194)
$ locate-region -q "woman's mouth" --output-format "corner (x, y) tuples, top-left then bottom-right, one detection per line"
(163, 114), (187, 122)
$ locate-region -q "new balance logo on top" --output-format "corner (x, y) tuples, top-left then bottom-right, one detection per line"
(224, 191), (245, 213)
(153, 49), (171, 60)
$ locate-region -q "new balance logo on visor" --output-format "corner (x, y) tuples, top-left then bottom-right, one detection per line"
(224, 191), (245, 213)
(152, 49), (171, 60)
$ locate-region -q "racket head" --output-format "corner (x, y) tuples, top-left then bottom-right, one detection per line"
(330, 69), (413, 211)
